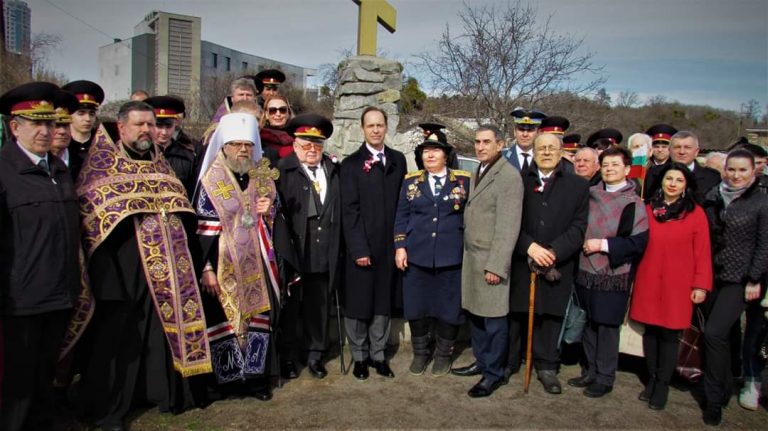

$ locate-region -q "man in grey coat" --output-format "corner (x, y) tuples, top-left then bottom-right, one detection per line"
(452, 125), (523, 397)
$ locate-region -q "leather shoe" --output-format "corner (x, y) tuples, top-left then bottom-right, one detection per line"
(352, 360), (369, 380)
(451, 362), (482, 377)
(538, 370), (562, 394)
(307, 360), (328, 379)
(371, 360), (395, 378)
(584, 382), (613, 398)
(567, 375), (595, 388)
(281, 360), (299, 380)
(468, 377), (505, 398)
(252, 384), (273, 401)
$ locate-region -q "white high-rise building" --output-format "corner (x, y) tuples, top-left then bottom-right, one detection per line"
(3, 0), (30, 54)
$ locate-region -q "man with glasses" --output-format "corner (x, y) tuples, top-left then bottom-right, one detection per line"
(0, 82), (82, 431)
(195, 112), (279, 401)
(145, 95), (202, 199)
(508, 133), (589, 395)
(275, 114), (341, 380)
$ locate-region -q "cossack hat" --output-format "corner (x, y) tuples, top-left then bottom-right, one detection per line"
(0, 81), (60, 120)
(286, 113), (334, 141)
(539, 116), (570, 135)
(645, 124), (678, 144)
(61, 80), (104, 110)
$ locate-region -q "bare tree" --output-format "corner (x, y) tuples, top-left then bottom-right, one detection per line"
(616, 91), (640, 108)
(1, 33), (67, 93)
(740, 99), (761, 123)
(417, 0), (603, 130)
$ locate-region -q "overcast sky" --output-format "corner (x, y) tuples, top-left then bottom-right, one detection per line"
(25, 0), (768, 112)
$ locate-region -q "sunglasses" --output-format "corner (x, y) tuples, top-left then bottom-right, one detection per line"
(296, 140), (324, 151)
(267, 106), (289, 115)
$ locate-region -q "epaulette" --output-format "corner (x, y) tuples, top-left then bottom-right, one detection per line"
(452, 169), (471, 177)
(404, 170), (424, 179)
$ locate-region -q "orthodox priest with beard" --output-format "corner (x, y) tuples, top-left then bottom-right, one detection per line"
(74, 101), (211, 430)
(195, 112), (280, 400)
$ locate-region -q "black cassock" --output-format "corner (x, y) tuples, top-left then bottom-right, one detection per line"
(76, 213), (204, 426)
(340, 144), (406, 319)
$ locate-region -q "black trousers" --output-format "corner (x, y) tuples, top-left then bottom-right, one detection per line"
(582, 321), (621, 386)
(279, 273), (331, 362)
(509, 312), (563, 371)
(643, 325), (681, 384)
(703, 283), (747, 407)
(1, 309), (70, 431)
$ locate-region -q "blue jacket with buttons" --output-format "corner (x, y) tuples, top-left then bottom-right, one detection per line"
(394, 169), (471, 268)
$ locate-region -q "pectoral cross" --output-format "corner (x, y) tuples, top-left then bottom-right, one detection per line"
(251, 158), (280, 197)
(352, 0), (397, 56)
(213, 180), (235, 200)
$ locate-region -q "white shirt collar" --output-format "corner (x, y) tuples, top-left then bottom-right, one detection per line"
(687, 162), (696, 171)
(516, 144), (533, 160)
(16, 141), (48, 166)
(365, 143), (385, 158)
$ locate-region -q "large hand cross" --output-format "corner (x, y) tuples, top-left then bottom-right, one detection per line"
(352, 0), (397, 56)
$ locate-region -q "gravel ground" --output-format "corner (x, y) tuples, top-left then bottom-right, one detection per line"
(121, 342), (767, 430)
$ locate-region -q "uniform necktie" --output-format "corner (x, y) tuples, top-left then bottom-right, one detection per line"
(377, 152), (385, 166)
(521, 153), (530, 171)
(37, 159), (50, 175)
(308, 166), (321, 194)
(433, 175), (443, 197)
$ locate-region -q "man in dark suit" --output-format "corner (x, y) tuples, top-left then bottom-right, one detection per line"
(643, 131), (721, 202)
(340, 106), (406, 380)
(508, 133), (589, 395)
(502, 109), (546, 171)
(276, 114), (342, 380)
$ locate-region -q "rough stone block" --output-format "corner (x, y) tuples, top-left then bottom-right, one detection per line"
(376, 89), (401, 104)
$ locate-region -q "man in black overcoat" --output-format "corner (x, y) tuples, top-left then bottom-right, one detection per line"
(508, 133), (589, 394)
(276, 114), (342, 380)
(340, 106), (406, 380)
(643, 130), (720, 202)
(0, 82), (82, 431)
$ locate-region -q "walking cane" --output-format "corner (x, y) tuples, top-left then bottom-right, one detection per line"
(334, 288), (348, 375)
(524, 271), (537, 394)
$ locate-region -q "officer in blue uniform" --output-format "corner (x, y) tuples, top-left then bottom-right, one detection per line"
(394, 132), (471, 377)
(502, 109), (547, 171)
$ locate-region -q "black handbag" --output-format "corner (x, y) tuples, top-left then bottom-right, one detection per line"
(561, 290), (587, 344)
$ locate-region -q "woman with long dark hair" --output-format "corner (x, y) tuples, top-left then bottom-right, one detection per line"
(630, 162), (712, 410)
(700, 149), (768, 425)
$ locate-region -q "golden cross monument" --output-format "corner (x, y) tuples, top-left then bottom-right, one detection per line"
(213, 181), (235, 200)
(352, 0), (397, 56)
(250, 158), (280, 197)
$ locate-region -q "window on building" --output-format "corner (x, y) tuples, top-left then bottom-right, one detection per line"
(212, 53), (218, 68)
(225, 57), (231, 71)
(242, 61), (248, 70)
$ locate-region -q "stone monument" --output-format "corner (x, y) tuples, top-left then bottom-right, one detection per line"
(325, 0), (415, 167)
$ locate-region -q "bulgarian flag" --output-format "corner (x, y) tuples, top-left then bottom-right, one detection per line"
(628, 145), (649, 194)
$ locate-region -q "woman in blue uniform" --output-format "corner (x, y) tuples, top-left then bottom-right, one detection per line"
(394, 133), (470, 376)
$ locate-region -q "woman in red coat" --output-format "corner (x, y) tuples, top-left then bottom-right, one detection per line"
(630, 162), (712, 410)
(259, 95), (295, 159)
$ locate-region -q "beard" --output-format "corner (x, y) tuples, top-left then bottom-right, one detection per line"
(224, 156), (254, 175)
(133, 137), (153, 152)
